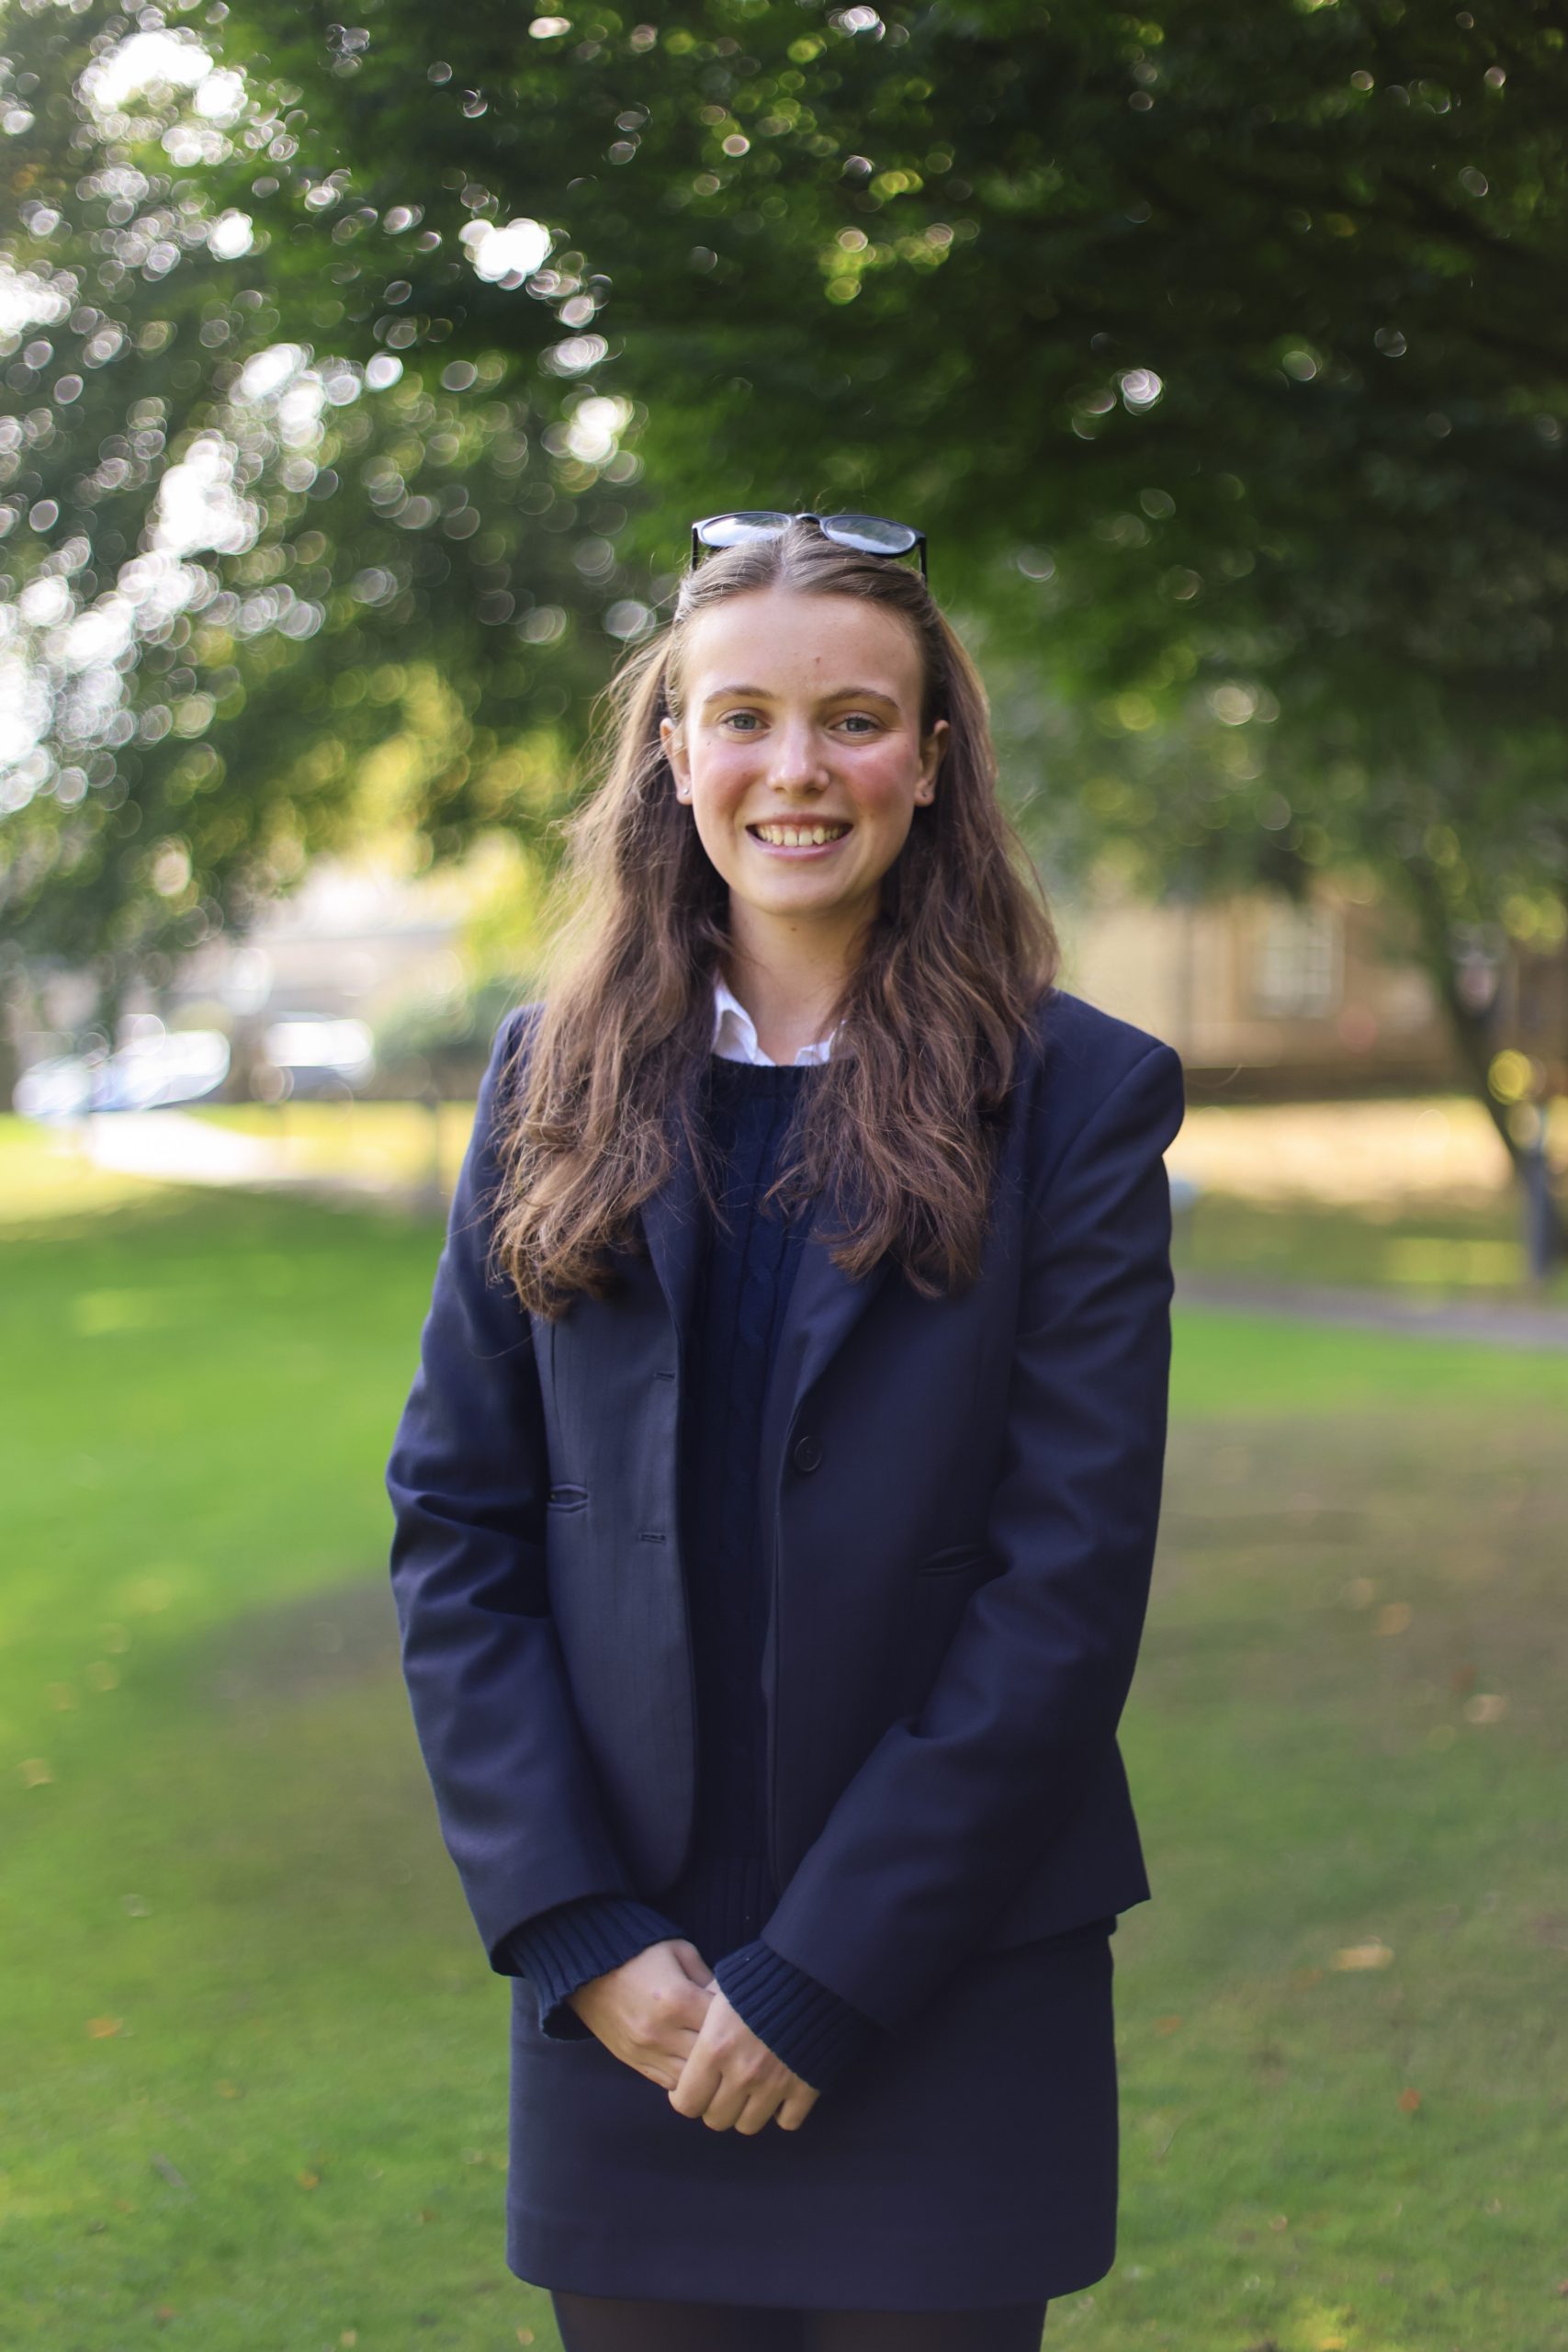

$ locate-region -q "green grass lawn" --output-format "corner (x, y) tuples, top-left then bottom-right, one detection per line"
(206, 1097), (1568, 1311)
(3, 1131), (1565, 2350)
(1172, 1189), (1568, 1310)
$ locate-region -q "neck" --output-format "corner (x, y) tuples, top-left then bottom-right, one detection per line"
(722, 902), (869, 1065)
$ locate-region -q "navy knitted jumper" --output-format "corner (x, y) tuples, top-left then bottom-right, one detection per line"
(506, 1054), (885, 2092)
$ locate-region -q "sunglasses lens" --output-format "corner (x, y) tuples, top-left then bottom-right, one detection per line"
(822, 512), (919, 556)
(696, 511), (794, 548)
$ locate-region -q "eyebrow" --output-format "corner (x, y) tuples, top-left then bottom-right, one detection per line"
(700, 683), (901, 707)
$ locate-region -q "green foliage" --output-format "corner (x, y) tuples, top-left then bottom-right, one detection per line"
(3, 0), (1566, 1024)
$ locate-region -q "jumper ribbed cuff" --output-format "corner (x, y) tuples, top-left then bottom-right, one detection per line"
(712, 1936), (885, 2093)
(506, 1894), (686, 2042)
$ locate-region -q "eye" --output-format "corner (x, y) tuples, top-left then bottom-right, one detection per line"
(718, 710), (763, 731)
(837, 713), (881, 735)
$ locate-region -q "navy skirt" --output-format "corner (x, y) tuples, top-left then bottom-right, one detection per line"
(505, 1917), (1119, 2312)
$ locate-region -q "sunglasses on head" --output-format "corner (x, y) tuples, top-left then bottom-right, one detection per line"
(690, 508), (928, 581)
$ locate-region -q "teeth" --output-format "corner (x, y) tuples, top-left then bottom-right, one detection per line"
(752, 823), (849, 846)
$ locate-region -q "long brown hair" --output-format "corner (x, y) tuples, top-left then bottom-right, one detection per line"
(495, 519), (1061, 1316)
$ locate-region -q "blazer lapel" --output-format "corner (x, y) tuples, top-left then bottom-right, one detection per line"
(642, 1107), (895, 1453)
(771, 1160), (895, 1430)
(638, 1121), (705, 1358)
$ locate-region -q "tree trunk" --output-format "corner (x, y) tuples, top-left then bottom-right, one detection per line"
(1398, 860), (1566, 1272)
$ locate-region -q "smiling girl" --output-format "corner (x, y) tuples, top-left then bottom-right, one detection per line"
(387, 512), (1186, 2351)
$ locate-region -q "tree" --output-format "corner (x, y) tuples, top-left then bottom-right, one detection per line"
(4, 0), (1565, 1238)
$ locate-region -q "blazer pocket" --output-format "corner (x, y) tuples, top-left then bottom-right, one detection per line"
(915, 1541), (987, 1577)
(892, 1547), (991, 1718)
(546, 1484), (590, 1512)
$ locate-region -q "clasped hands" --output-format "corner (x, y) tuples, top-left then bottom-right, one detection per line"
(566, 1937), (820, 2134)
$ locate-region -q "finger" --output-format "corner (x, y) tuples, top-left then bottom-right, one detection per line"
(667, 2039), (723, 2122)
(772, 2083), (818, 2131)
(729, 2079), (789, 2135)
(669, 1939), (716, 1989)
(698, 2052), (795, 2135)
(629, 2054), (684, 2091)
(638, 2021), (705, 2086)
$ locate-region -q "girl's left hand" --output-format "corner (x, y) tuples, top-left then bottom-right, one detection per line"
(669, 1984), (821, 2134)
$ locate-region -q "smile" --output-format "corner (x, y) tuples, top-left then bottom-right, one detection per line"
(746, 820), (853, 851)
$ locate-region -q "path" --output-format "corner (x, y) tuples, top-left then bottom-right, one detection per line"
(61, 1114), (1568, 1349)
(1178, 1271), (1568, 1351)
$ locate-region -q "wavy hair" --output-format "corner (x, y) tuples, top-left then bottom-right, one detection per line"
(494, 518), (1061, 1315)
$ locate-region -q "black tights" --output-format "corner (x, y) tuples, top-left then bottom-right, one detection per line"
(549, 2288), (1048, 2351)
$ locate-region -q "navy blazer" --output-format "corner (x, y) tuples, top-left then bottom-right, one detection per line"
(386, 986), (1186, 2038)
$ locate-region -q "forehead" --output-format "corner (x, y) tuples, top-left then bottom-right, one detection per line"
(679, 588), (922, 697)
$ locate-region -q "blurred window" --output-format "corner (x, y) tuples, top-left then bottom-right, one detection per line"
(1250, 900), (1343, 1019)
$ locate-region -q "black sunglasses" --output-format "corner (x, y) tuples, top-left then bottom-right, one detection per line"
(690, 509), (928, 581)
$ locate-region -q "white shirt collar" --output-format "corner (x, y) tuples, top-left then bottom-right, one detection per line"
(711, 970), (839, 1067)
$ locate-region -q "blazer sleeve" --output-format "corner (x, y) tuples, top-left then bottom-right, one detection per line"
(756, 1039), (1186, 2034)
(385, 1006), (646, 1976)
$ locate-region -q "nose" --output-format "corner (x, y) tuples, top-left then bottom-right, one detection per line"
(766, 715), (831, 792)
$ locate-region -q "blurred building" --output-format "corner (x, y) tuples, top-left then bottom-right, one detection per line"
(1057, 874), (1562, 1102)
(11, 857), (1562, 1110)
(165, 856), (470, 1033)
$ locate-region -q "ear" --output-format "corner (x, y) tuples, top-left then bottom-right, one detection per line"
(916, 715), (949, 802)
(660, 712), (691, 798)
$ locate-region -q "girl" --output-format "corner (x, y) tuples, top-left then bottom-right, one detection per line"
(387, 510), (1186, 2352)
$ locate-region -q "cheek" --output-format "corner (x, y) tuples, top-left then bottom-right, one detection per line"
(691, 741), (759, 806)
(849, 748), (923, 823)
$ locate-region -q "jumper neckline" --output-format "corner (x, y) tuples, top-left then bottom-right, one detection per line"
(704, 1053), (823, 1093)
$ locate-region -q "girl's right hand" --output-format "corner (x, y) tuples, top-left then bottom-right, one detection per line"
(566, 1938), (719, 2091)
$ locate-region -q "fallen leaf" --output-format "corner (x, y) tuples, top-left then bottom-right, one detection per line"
(20, 1758), (52, 1787)
(216, 2080), (243, 2099)
(1398, 2087), (1422, 2112)
(1333, 1939), (1394, 1971)
(1375, 1602), (1412, 1635)
(298, 2171), (321, 2190)
(86, 2017), (124, 2038)
(1154, 2014), (1183, 2035)
(1464, 1692), (1508, 1724)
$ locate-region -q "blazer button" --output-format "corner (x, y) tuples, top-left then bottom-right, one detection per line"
(792, 1431), (823, 1474)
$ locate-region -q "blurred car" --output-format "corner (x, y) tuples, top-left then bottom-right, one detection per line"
(16, 1029), (231, 1118)
(1168, 1169), (1201, 1217)
(257, 1014), (376, 1099)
